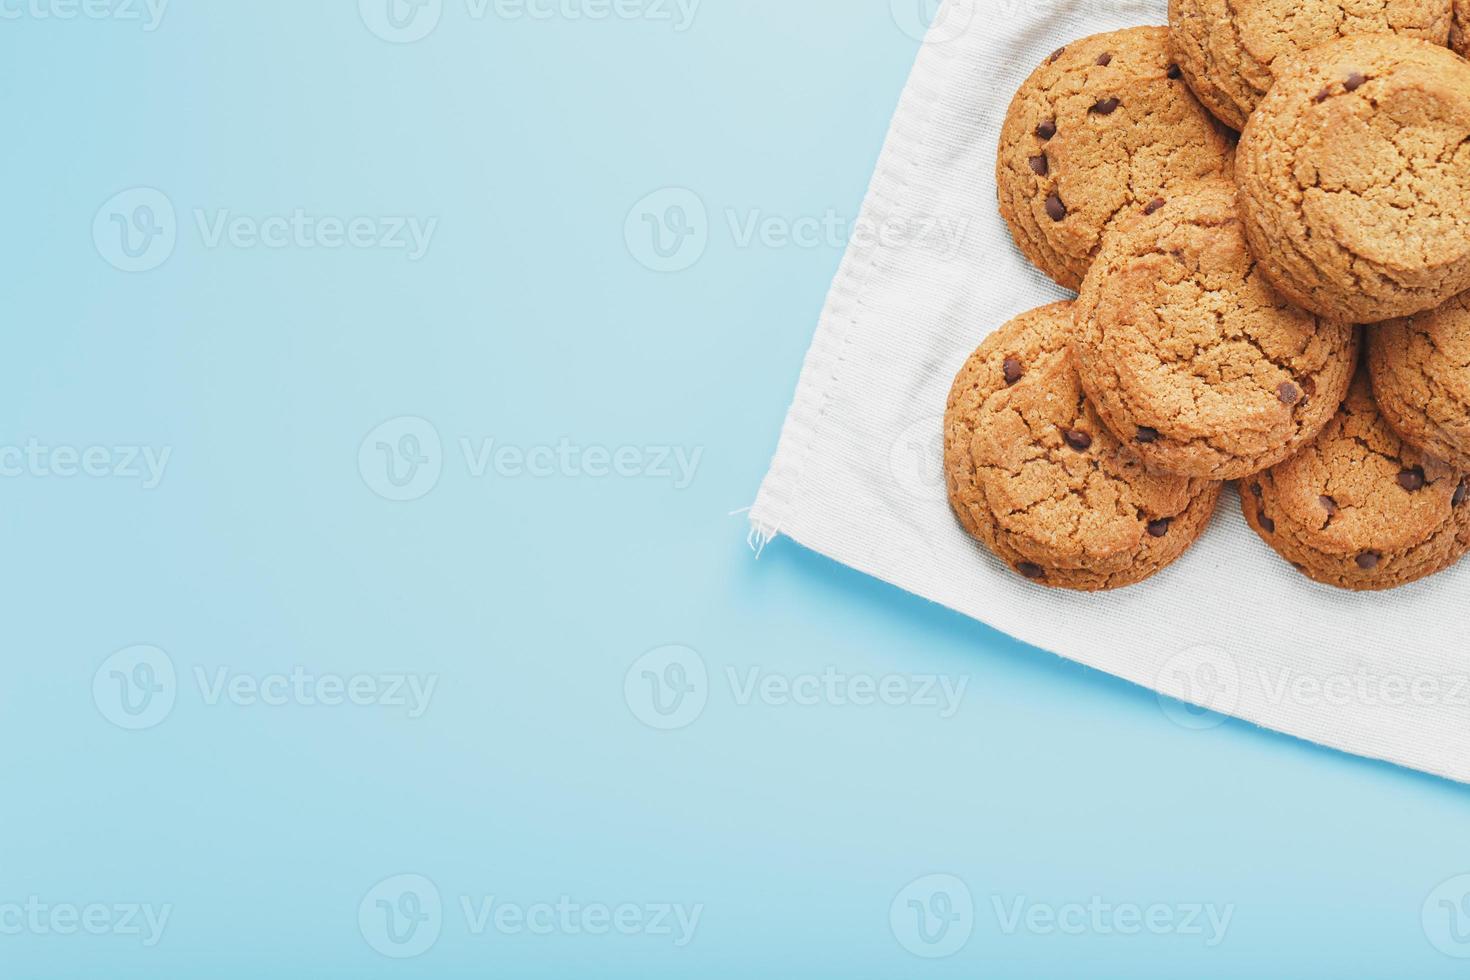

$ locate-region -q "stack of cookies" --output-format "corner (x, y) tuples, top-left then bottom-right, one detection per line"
(946, 12), (1470, 591)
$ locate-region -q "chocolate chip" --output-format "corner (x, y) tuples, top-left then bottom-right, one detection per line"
(1028, 154), (1048, 176)
(1250, 482), (1263, 498)
(1260, 514), (1276, 534)
(1135, 426), (1160, 443)
(1063, 429), (1093, 451)
(1277, 382), (1301, 405)
(1314, 88), (1331, 104)
(1090, 97), (1120, 115)
(1167, 63), (1182, 79)
(1320, 495), (1339, 516)
(1356, 551), (1381, 570)
(1397, 466), (1426, 491)
(1345, 72), (1366, 91)
(1096, 52), (1112, 66)
(1456, 480), (1468, 507)
(1147, 518), (1172, 538)
(1018, 562), (1047, 580)
(1045, 193), (1067, 221)
(1048, 47), (1066, 64)
(1036, 119), (1057, 140)
(1143, 198), (1166, 216)
(1003, 357), (1023, 385)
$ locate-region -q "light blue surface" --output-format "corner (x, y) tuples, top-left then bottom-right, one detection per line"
(3, 2), (1469, 976)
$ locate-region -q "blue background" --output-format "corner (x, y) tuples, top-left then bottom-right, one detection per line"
(3, 1), (1469, 976)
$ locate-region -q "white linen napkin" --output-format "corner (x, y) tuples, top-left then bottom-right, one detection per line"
(749, 0), (1470, 784)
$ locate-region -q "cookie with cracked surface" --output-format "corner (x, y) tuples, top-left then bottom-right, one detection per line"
(944, 302), (1223, 591)
(1368, 291), (1470, 469)
(996, 27), (1235, 291)
(1242, 370), (1470, 590)
(1236, 35), (1470, 323)
(1074, 181), (1358, 480)
(1454, 0), (1470, 54)
(1167, 0), (1451, 131)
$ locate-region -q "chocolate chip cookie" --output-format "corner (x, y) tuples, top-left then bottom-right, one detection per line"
(1236, 35), (1470, 322)
(945, 302), (1223, 590)
(1073, 181), (1358, 479)
(996, 27), (1235, 291)
(1168, 0), (1452, 131)
(1368, 292), (1470, 470)
(1242, 369), (1470, 590)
